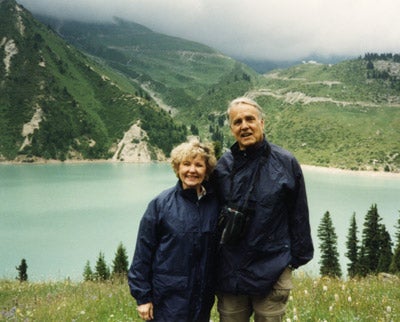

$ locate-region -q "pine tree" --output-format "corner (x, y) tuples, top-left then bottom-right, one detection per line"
(317, 211), (342, 277)
(16, 258), (28, 282)
(112, 242), (129, 278)
(345, 213), (359, 277)
(359, 204), (382, 275)
(83, 260), (94, 281)
(377, 224), (393, 272)
(389, 212), (400, 273)
(95, 252), (110, 281)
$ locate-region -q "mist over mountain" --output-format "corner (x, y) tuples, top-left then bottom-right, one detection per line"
(16, 0), (400, 63)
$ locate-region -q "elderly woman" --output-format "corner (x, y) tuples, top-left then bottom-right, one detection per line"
(128, 139), (219, 322)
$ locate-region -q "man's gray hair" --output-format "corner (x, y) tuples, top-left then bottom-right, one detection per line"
(227, 97), (264, 123)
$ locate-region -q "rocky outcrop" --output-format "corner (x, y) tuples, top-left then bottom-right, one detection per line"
(111, 121), (166, 162)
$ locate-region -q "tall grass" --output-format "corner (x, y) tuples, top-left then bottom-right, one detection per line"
(1, 273), (399, 321)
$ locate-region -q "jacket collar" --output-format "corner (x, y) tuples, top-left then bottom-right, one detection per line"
(176, 180), (214, 203)
(230, 137), (271, 161)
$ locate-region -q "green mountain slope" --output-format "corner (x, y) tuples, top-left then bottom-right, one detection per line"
(37, 15), (257, 114)
(0, 0), (186, 162)
(251, 58), (400, 171)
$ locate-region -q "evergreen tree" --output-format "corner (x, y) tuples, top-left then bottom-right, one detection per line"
(359, 204), (382, 275)
(83, 260), (94, 281)
(345, 213), (359, 277)
(317, 211), (342, 277)
(389, 212), (400, 273)
(112, 242), (129, 278)
(16, 258), (28, 282)
(95, 252), (110, 281)
(190, 124), (199, 135)
(377, 224), (393, 272)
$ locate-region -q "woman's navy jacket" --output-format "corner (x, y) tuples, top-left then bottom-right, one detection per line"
(213, 139), (314, 296)
(128, 181), (219, 322)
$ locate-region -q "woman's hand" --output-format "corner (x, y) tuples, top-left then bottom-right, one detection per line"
(137, 302), (154, 320)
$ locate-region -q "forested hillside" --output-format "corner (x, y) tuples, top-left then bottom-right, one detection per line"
(36, 14), (260, 137)
(0, 0), (186, 162)
(1, 0), (399, 171)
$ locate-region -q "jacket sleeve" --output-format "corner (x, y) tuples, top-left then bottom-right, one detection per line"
(288, 161), (314, 268)
(128, 198), (159, 305)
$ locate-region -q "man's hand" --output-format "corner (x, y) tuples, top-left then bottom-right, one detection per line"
(137, 302), (154, 320)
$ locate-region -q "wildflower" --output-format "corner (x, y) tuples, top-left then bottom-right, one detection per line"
(329, 305), (333, 312)
(286, 319), (291, 322)
(347, 296), (352, 303)
(304, 289), (308, 296)
(293, 314), (298, 321)
(80, 310), (86, 315)
(341, 284), (346, 291)
(334, 293), (339, 301)
(386, 306), (392, 313)
(289, 295), (293, 301)
(323, 285), (328, 292)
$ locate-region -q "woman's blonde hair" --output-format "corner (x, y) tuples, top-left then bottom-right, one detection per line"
(170, 139), (217, 180)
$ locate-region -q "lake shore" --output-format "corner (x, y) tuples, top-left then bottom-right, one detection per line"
(300, 164), (400, 178)
(2, 158), (400, 177)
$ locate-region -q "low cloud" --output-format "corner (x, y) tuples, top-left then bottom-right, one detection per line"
(17, 0), (400, 61)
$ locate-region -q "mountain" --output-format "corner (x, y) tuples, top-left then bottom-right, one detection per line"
(35, 15), (260, 120)
(254, 57), (400, 172)
(0, 0), (187, 162)
(2, 0), (400, 172)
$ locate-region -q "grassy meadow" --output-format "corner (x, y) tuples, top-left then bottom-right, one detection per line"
(1, 273), (399, 321)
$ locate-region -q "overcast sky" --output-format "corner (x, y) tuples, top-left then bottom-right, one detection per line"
(17, 0), (400, 61)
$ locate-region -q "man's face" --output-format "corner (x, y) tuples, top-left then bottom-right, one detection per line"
(229, 103), (264, 150)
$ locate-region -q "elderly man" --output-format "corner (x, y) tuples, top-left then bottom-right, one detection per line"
(213, 97), (314, 322)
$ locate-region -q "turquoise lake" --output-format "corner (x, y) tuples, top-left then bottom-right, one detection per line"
(1, 163), (400, 281)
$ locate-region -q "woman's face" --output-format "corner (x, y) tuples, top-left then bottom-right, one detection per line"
(178, 154), (207, 191)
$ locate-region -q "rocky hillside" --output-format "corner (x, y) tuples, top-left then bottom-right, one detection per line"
(0, 0), (187, 162)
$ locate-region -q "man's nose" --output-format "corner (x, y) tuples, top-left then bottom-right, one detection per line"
(240, 120), (249, 129)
